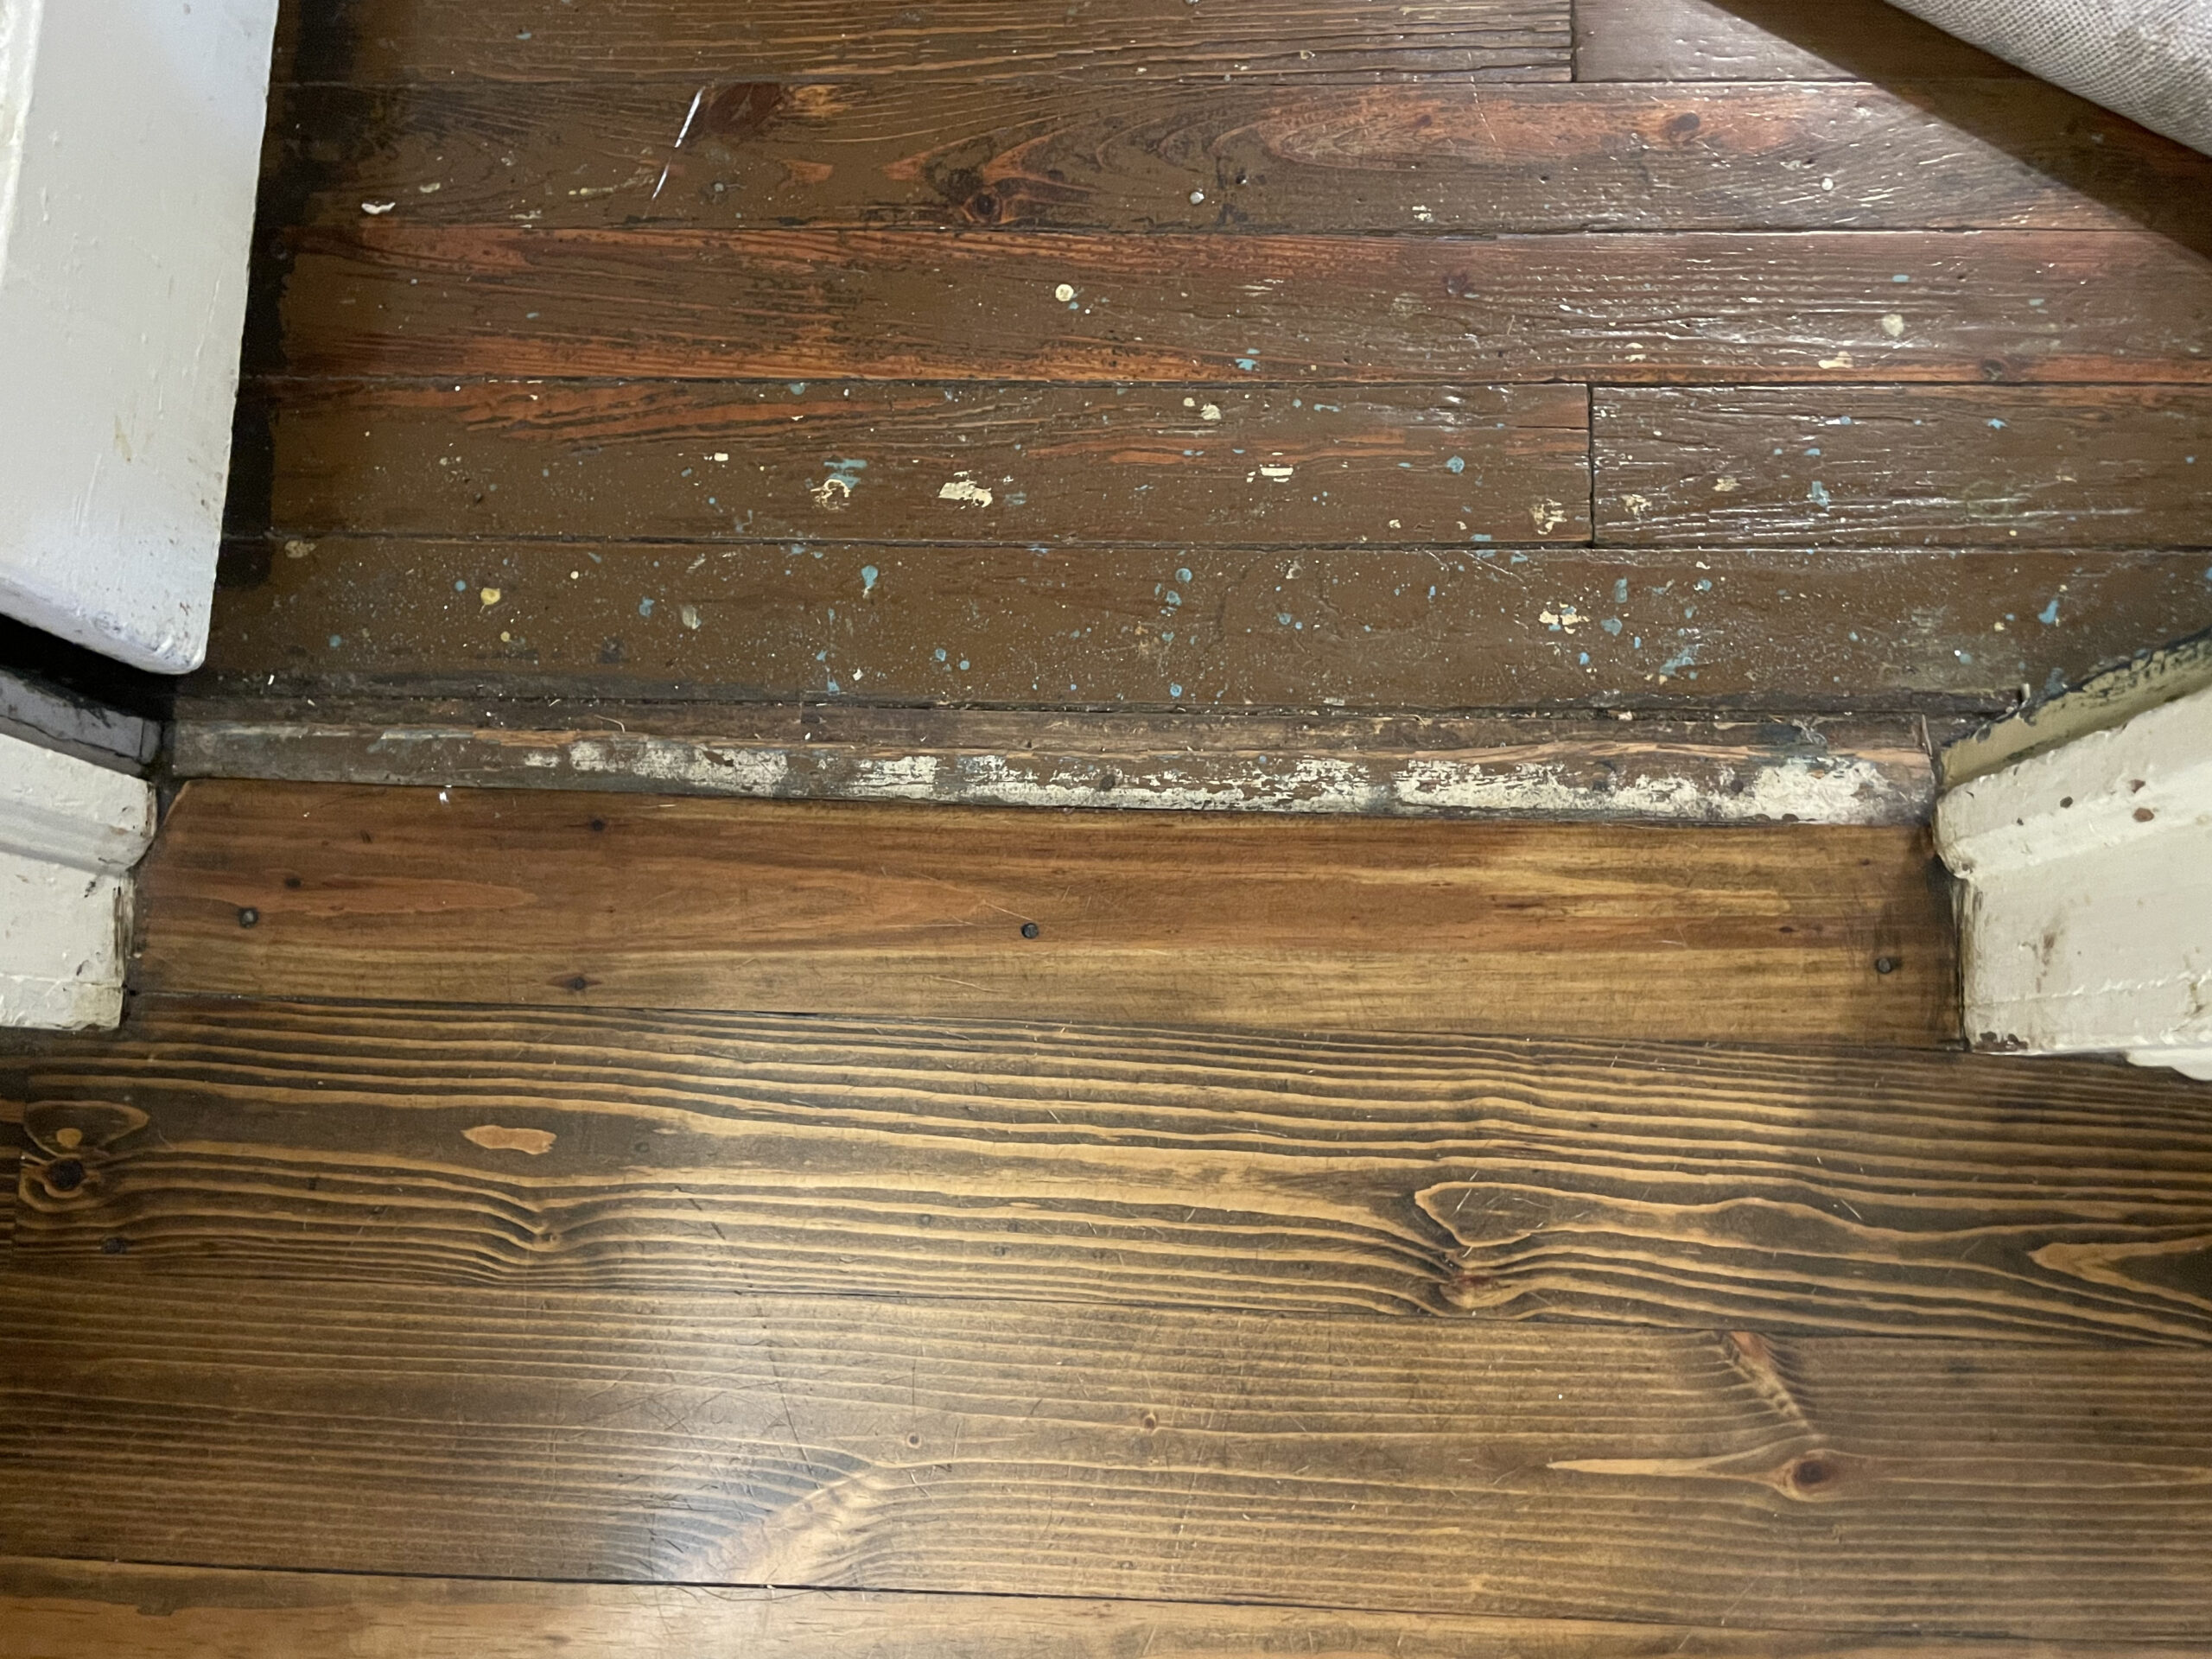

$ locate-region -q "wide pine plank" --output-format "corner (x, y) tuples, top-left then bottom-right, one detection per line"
(13, 996), (2212, 1339)
(0, 1558), (2173, 1659)
(3, 1272), (2209, 1634)
(1595, 387), (2212, 547)
(130, 782), (1956, 1045)
(276, 0), (1571, 85)
(245, 378), (1593, 548)
(201, 538), (2212, 714)
(258, 79), (2212, 236)
(264, 226), (2212, 385)
(1574, 0), (2020, 80)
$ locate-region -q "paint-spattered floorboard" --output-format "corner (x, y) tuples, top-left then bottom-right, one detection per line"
(197, 0), (2212, 746)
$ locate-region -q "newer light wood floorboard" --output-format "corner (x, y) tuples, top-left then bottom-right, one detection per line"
(3, 1272), (2209, 1637)
(0, 1558), (2187, 1659)
(10, 996), (2209, 1340)
(130, 780), (1957, 1044)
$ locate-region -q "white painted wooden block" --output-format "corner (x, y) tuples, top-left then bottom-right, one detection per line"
(0, 729), (156, 1027)
(1938, 683), (2212, 1079)
(0, 0), (279, 671)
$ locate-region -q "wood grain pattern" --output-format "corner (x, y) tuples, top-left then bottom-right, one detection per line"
(0, 1557), (2185, 1659)
(200, 537), (2212, 715)
(273, 0), (1572, 86)
(243, 378), (1593, 548)
(169, 701), (1945, 825)
(1595, 388), (2212, 548)
(12, 996), (2212, 1338)
(3, 1271), (2210, 1634)
(1573, 0), (2021, 81)
(257, 78), (2212, 237)
(262, 226), (2212, 385)
(130, 781), (1958, 1045)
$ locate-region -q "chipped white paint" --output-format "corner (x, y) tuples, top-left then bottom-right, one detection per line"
(1257, 465), (1295, 482)
(1881, 313), (1908, 338)
(282, 725), (1926, 827)
(1619, 493), (1651, 518)
(810, 475), (855, 508)
(938, 474), (995, 507)
(359, 200), (396, 214)
(0, 0), (281, 670)
(1529, 499), (1567, 533)
(1938, 682), (2212, 1077)
(1200, 404), (1223, 422)
(0, 729), (156, 1028)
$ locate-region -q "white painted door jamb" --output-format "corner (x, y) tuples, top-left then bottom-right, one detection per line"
(0, 729), (156, 1027)
(1938, 683), (2212, 1080)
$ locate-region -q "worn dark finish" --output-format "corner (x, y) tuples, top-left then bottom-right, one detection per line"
(260, 79), (2212, 237)
(1574, 0), (2021, 81)
(245, 378), (1592, 548)
(130, 781), (1957, 1045)
(169, 702), (1943, 823)
(0, 1559), (2177, 1659)
(201, 537), (2212, 714)
(264, 226), (2212, 385)
(1596, 387), (2212, 548)
(5, 1270), (2212, 1635)
(272, 0), (1572, 86)
(13, 996), (2212, 1339)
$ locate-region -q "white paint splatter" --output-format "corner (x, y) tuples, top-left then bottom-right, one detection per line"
(1258, 464), (1295, 481)
(938, 474), (995, 507)
(1054, 283), (1077, 302)
(1529, 499), (1567, 534)
(1620, 493), (1651, 518)
(1881, 314), (1907, 338)
(360, 200), (397, 215)
(1713, 477), (1739, 493)
(1200, 404), (1223, 422)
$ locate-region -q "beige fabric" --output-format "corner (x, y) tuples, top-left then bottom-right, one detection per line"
(1890, 0), (2212, 156)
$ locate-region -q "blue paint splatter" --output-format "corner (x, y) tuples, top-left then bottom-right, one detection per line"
(1808, 480), (1833, 509)
(1446, 455), (1465, 474)
(934, 647), (948, 662)
(1236, 357), (1259, 372)
(861, 565), (879, 594)
(1601, 617), (1623, 635)
(1988, 419), (2008, 429)
(1578, 652), (1590, 665)
(454, 579), (468, 592)
(2039, 598), (2061, 625)
(958, 658), (970, 671)
(1277, 613), (1294, 626)
(328, 634), (344, 648)
(826, 677), (840, 693)
(1694, 578), (1713, 592)
(638, 597), (654, 618)
(1893, 274), (1912, 283)
(788, 382), (809, 394)
(1177, 568), (1193, 583)
(1612, 578), (1630, 603)
(1165, 590), (1182, 607)
(1169, 683), (1184, 698)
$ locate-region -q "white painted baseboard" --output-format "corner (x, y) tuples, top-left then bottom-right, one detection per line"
(0, 0), (280, 671)
(1938, 683), (2212, 1077)
(0, 729), (156, 1027)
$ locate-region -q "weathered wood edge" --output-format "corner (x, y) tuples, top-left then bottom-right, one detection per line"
(1941, 626), (2212, 786)
(171, 700), (1941, 823)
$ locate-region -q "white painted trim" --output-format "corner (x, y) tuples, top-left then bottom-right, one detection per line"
(1937, 683), (2212, 1073)
(0, 0), (280, 671)
(0, 728), (156, 1028)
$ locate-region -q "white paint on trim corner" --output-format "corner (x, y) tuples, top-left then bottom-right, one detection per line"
(1938, 682), (2212, 1077)
(0, 0), (280, 671)
(0, 728), (156, 1028)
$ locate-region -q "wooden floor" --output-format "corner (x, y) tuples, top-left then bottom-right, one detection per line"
(10, 0), (2212, 1652)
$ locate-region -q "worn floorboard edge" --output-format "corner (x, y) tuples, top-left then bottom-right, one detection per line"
(170, 703), (1939, 824)
(3, 1270), (2209, 1633)
(128, 780), (1959, 1045)
(0, 1558), (2190, 1659)
(10, 995), (2209, 1339)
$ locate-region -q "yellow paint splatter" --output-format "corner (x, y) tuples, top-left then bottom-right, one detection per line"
(480, 587), (502, 606)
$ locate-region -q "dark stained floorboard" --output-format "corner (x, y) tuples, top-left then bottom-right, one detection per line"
(3, 1270), (2210, 1635)
(12, 996), (2212, 1340)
